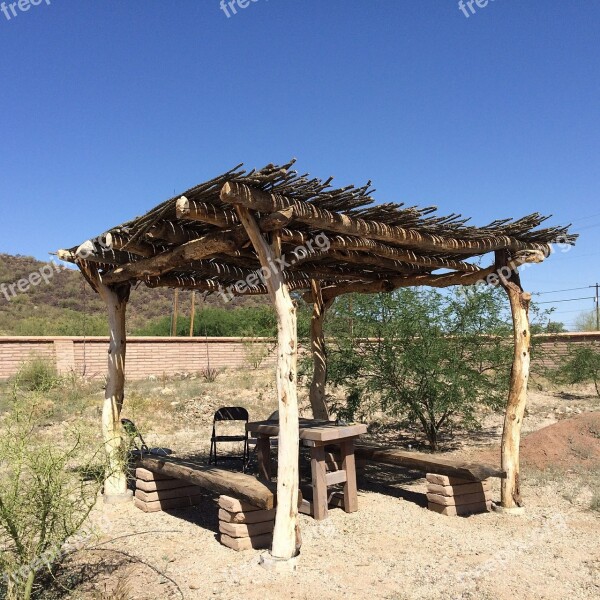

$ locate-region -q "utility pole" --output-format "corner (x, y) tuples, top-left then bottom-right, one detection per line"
(171, 289), (179, 337)
(189, 291), (196, 337)
(593, 283), (600, 331)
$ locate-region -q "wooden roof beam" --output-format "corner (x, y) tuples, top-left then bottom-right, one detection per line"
(101, 229), (245, 285)
(318, 249), (546, 301)
(176, 196), (238, 227)
(221, 182), (553, 256)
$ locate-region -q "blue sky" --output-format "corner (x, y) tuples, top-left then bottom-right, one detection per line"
(0, 0), (598, 328)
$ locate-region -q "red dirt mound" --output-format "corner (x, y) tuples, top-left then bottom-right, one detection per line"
(521, 412), (600, 471)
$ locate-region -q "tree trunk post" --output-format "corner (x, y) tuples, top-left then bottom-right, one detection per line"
(496, 251), (531, 510)
(235, 206), (300, 563)
(99, 281), (131, 500)
(309, 280), (332, 421)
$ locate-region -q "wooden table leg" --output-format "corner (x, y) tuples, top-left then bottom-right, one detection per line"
(340, 438), (358, 513)
(311, 444), (328, 521)
(256, 434), (272, 481)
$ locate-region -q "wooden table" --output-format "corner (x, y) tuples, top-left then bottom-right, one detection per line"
(246, 419), (368, 520)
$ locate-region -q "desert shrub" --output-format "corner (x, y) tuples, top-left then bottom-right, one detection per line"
(15, 357), (60, 392)
(0, 396), (104, 600)
(326, 286), (514, 450)
(551, 346), (600, 397)
(242, 338), (272, 369)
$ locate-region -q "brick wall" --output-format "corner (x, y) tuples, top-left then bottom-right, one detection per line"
(1, 332), (599, 381)
(0, 337), (276, 380)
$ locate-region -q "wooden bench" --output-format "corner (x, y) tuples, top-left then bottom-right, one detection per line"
(135, 456), (280, 551)
(354, 445), (506, 516)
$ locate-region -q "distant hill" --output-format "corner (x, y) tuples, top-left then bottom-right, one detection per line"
(0, 253), (267, 336)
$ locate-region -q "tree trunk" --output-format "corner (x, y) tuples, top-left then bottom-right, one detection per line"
(497, 251), (531, 508)
(235, 206), (300, 561)
(99, 282), (130, 497)
(309, 280), (332, 421)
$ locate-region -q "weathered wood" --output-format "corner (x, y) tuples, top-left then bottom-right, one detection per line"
(105, 232), (160, 258)
(319, 250), (546, 301)
(147, 221), (205, 245)
(340, 439), (358, 513)
(260, 207), (294, 231)
(176, 196), (238, 227)
(256, 434), (272, 481)
(235, 206), (300, 561)
(497, 250), (531, 508)
(88, 273), (131, 499)
(308, 280), (332, 421)
(247, 421), (367, 442)
(355, 445), (505, 481)
(102, 230), (243, 284)
(310, 445), (328, 521)
(280, 229), (481, 274)
(221, 181), (554, 256)
(138, 456), (275, 510)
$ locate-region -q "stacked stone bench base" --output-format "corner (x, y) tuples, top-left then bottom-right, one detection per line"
(134, 467), (204, 512)
(218, 495), (275, 551)
(426, 473), (492, 516)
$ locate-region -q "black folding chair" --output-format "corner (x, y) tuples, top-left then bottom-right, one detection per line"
(209, 407), (249, 472)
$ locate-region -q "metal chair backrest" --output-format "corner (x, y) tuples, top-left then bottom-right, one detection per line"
(214, 407), (249, 422)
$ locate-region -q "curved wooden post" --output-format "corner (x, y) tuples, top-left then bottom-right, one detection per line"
(309, 280), (332, 420)
(99, 281), (131, 498)
(496, 251), (531, 508)
(235, 206), (300, 562)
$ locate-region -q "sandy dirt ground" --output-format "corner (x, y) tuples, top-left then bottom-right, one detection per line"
(46, 376), (600, 600)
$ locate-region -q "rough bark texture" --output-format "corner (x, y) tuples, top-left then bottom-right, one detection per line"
(235, 206), (300, 561)
(309, 280), (332, 420)
(497, 250), (531, 508)
(221, 181), (553, 256)
(500, 285), (531, 507)
(98, 281), (131, 497)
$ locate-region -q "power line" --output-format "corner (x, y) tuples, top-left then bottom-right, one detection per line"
(536, 296), (595, 305)
(534, 286), (590, 295)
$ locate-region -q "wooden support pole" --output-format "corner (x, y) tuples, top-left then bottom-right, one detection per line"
(234, 205), (300, 562)
(171, 289), (179, 337)
(189, 291), (196, 337)
(497, 251), (531, 509)
(309, 280), (332, 421)
(96, 279), (131, 498)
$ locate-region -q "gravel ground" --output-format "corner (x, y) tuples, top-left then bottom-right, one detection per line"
(58, 454), (599, 600)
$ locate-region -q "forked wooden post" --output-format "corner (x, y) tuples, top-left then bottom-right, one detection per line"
(496, 251), (531, 509)
(308, 279), (332, 421)
(234, 205), (300, 562)
(100, 280), (131, 498)
(81, 263), (132, 500)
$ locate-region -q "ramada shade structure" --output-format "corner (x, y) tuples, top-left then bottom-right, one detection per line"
(59, 160), (576, 564)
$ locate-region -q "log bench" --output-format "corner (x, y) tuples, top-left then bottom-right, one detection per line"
(354, 445), (506, 516)
(135, 455), (279, 550)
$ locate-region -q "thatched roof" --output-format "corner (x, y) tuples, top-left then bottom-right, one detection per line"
(58, 160), (576, 300)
